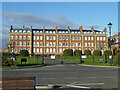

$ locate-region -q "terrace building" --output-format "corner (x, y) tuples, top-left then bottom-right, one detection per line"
(9, 25), (108, 55)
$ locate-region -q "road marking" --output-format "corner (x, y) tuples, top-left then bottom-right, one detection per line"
(74, 83), (104, 86)
(87, 77), (96, 78)
(67, 85), (91, 89)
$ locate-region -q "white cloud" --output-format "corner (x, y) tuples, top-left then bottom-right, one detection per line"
(2, 11), (102, 49)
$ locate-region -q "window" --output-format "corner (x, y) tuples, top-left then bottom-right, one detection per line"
(33, 42), (35, 46)
(91, 43), (93, 47)
(33, 48), (35, 53)
(75, 37), (77, 40)
(85, 37), (87, 40)
(53, 31), (55, 34)
(40, 42), (42, 46)
(59, 42), (62, 46)
(46, 48), (49, 53)
(72, 36), (74, 40)
(15, 48), (17, 52)
(34, 36), (35, 40)
(23, 48), (26, 50)
(53, 36), (56, 40)
(27, 48), (30, 52)
(50, 48), (52, 52)
(66, 36), (68, 40)
(59, 36), (62, 40)
(66, 42), (68, 47)
(53, 48), (55, 52)
(85, 43), (87, 47)
(23, 42), (26, 46)
(103, 37), (106, 41)
(15, 42), (17, 46)
(23, 36), (26, 40)
(100, 37), (102, 41)
(78, 42), (81, 47)
(19, 48), (21, 52)
(91, 37), (93, 40)
(88, 43), (90, 47)
(97, 37), (99, 41)
(72, 42), (74, 47)
(63, 36), (65, 40)
(63, 42), (65, 46)
(37, 48), (39, 52)
(19, 36), (22, 40)
(40, 36), (42, 40)
(37, 42), (39, 46)
(37, 36), (39, 40)
(46, 36), (49, 40)
(53, 42), (55, 46)
(27, 42), (30, 46)
(59, 48), (62, 53)
(91, 49), (93, 53)
(40, 48), (42, 53)
(88, 37), (90, 40)
(97, 43), (99, 47)
(46, 42), (49, 46)
(15, 36), (17, 39)
(63, 48), (65, 51)
(50, 31), (52, 34)
(50, 42), (52, 46)
(19, 42), (22, 46)
(104, 43), (106, 47)
(79, 37), (81, 40)
(27, 36), (30, 40)
(50, 36), (52, 40)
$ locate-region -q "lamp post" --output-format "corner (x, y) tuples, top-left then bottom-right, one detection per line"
(108, 22), (112, 66)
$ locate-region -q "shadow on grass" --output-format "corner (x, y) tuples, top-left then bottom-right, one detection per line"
(17, 64), (42, 66)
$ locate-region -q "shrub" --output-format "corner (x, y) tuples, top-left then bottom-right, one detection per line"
(115, 50), (120, 55)
(104, 50), (112, 56)
(20, 50), (29, 57)
(115, 53), (120, 66)
(84, 50), (91, 56)
(63, 49), (73, 56)
(93, 50), (101, 56)
(74, 50), (82, 56)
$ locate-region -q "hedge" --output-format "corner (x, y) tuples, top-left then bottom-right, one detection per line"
(74, 50), (82, 56)
(115, 50), (120, 55)
(20, 50), (29, 57)
(93, 50), (101, 56)
(115, 53), (120, 66)
(104, 50), (111, 56)
(84, 50), (91, 56)
(63, 49), (73, 56)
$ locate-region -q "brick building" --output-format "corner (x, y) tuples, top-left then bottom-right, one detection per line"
(9, 25), (108, 55)
(111, 32), (120, 54)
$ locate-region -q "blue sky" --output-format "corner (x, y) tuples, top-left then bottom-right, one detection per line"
(2, 2), (118, 49)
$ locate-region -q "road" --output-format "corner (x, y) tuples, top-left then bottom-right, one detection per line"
(2, 57), (119, 89)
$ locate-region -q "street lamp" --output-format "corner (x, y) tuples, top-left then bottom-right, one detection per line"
(108, 22), (112, 66)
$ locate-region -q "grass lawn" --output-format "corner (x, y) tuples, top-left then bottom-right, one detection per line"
(56, 55), (116, 66)
(3, 56), (43, 68)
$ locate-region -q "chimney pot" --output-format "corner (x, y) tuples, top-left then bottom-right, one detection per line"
(91, 26), (94, 31)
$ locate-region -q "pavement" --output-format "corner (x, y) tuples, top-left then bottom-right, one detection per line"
(2, 57), (120, 89)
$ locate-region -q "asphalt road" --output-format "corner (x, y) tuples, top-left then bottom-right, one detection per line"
(2, 57), (119, 89)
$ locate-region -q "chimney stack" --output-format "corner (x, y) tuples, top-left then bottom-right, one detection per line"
(103, 27), (107, 32)
(10, 25), (13, 30)
(56, 26), (58, 31)
(91, 26), (94, 31)
(43, 26), (45, 33)
(79, 26), (83, 32)
(68, 26), (70, 31)
(23, 25), (25, 29)
(31, 25), (32, 29)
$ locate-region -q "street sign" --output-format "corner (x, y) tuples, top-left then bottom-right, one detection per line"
(51, 55), (55, 60)
(81, 55), (87, 59)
